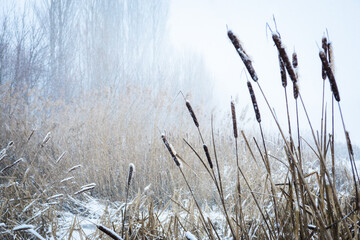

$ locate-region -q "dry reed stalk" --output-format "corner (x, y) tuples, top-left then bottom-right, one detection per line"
(227, 30), (258, 81)
(97, 224), (124, 240)
(319, 50), (340, 101)
(41, 132), (51, 147)
(1, 158), (23, 173)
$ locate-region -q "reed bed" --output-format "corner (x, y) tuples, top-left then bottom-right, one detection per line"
(0, 25), (359, 239)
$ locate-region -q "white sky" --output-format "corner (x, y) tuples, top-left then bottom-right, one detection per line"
(168, 0), (360, 146)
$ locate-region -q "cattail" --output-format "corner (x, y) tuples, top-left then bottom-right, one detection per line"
(231, 100), (238, 138)
(292, 52), (299, 99)
(292, 52), (298, 69)
(293, 81), (299, 99)
(186, 100), (199, 128)
(97, 224), (124, 240)
(161, 134), (180, 167)
(345, 131), (354, 156)
(278, 54), (287, 87)
(272, 34), (297, 83)
(247, 81), (261, 123)
(322, 36), (328, 80)
(227, 30), (258, 81)
(127, 163), (135, 186)
(319, 50), (340, 101)
(203, 144), (213, 169)
(7, 141), (14, 149)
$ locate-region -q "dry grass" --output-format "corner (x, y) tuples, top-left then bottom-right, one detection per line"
(1, 26), (359, 239)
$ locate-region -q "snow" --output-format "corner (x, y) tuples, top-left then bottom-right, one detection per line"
(185, 231), (197, 240)
(68, 165), (81, 173)
(28, 228), (46, 240)
(47, 194), (64, 201)
(60, 176), (75, 183)
(13, 224), (34, 231)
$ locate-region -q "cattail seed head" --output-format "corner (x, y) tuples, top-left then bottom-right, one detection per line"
(231, 100), (238, 138)
(322, 37), (328, 80)
(161, 134), (180, 167)
(345, 131), (354, 156)
(127, 163), (135, 186)
(272, 34), (297, 83)
(292, 52), (298, 69)
(278, 54), (287, 87)
(319, 50), (340, 101)
(203, 144), (213, 169)
(227, 30), (258, 81)
(186, 100), (199, 128)
(293, 81), (299, 99)
(247, 81), (261, 123)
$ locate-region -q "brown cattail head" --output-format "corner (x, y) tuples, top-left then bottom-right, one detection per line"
(203, 144), (213, 169)
(186, 100), (199, 128)
(127, 163), (135, 186)
(345, 131), (354, 156)
(247, 81), (261, 123)
(231, 100), (238, 138)
(293, 81), (299, 99)
(278, 54), (287, 87)
(161, 134), (180, 167)
(227, 30), (258, 81)
(272, 34), (297, 83)
(319, 50), (340, 101)
(292, 52), (298, 69)
(322, 37), (328, 80)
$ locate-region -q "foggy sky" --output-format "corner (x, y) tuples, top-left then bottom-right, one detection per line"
(169, 0), (360, 146)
